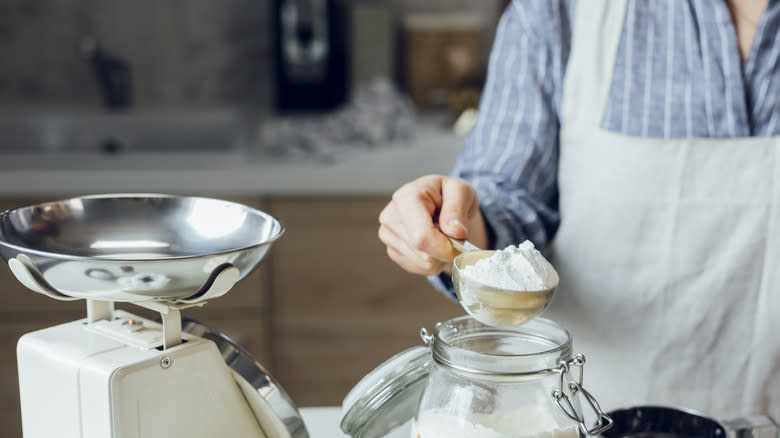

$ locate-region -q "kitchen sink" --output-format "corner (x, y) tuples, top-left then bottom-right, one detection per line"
(0, 109), (248, 157)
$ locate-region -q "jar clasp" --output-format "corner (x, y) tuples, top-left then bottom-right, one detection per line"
(552, 354), (614, 436)
(419, 327), (434, 346)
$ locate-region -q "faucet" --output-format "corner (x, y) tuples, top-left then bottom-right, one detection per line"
(79, 37), (133, 111)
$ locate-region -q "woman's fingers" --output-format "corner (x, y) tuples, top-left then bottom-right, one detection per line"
(438, 178), (478, 238)
(379, 174), (484, 276)
(390, 176), (457, 261)
(379, 224), (447, 276)
(379, 197), (452, 275)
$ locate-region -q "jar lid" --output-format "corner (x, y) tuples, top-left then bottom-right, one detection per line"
(340, 345), (431, 438)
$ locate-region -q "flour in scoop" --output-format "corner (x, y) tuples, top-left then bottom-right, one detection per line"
(454, 241), (559, 326)
(460, 241), (558, 291)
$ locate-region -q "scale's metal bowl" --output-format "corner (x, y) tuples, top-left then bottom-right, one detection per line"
(0, 194), (284, 302)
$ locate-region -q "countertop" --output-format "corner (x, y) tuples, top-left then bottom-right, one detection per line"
(300, 407), (409, 438)
(300, 407), (350, 438)
(0, 120), (463, 197)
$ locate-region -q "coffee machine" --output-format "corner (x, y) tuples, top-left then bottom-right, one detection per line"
(273, 0), (349, 112)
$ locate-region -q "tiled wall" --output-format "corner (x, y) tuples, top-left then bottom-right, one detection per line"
(0, 0), (270, 108)
(0, 0), (500, 109)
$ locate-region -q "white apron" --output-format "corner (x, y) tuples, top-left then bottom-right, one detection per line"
(548, 0), (780, 419)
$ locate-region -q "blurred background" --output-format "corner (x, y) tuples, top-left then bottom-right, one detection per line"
(0, 0), (504, 112)
(0, 0), (507, 435)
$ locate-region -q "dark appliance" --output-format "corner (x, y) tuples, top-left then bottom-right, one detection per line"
(273, 0), (349, 112)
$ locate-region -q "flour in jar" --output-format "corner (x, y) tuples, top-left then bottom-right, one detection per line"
(460, 241), (558, 291)
(412, 408), (578, 438)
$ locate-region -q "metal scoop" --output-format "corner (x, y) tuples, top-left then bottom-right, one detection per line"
(445, 235), (558, 327)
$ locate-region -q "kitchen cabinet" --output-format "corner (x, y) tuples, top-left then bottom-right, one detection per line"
(0, 195), (464, 434)
(268, 197), (462, 406)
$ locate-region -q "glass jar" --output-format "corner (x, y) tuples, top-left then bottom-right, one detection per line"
(339, 315), (612, 438)
(413, 316), (611, 438)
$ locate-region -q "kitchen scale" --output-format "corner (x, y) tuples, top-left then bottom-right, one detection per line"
(0, 194), (308, 438)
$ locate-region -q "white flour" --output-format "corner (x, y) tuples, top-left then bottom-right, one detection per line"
(460, 241), (558, 291)
(412, 408), (578, 438)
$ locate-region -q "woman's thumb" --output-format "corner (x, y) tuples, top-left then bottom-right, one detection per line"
(438, 179), (476, 239)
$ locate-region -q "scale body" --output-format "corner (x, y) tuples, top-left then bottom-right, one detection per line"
(18, 310), (270, 437)
(0, 195), (305, 438)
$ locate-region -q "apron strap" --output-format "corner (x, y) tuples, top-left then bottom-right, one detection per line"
(561, 0), (627, 136)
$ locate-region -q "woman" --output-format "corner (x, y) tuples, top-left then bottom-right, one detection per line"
(379, 0), (779, 419)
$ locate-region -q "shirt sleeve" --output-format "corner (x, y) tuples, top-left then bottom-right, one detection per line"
(428, 1), (573, 299)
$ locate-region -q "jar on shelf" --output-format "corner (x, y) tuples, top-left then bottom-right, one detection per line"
(340, 316), (612, 438)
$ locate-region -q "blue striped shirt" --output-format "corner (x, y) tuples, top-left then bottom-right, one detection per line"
(435, 0), (780, 296)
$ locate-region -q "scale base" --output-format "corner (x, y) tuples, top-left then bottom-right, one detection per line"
(17, 311), (270, 438)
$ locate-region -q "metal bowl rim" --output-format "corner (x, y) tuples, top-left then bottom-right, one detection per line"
(0, 193), (285, 263)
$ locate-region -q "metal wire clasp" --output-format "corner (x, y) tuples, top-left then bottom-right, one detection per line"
(420, 322), (447, 346)
(419, 327), (435, 346)
(552, 354), (614, 436)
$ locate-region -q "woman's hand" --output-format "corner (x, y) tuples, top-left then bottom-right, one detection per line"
(378, 175), (488, 276)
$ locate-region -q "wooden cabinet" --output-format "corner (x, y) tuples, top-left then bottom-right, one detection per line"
(0, 195), (464, 433)
(268, 197), (462, 406)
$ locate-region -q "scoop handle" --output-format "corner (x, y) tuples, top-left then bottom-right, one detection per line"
(447, 237), (481, 253)
(434, 222), (481, 252)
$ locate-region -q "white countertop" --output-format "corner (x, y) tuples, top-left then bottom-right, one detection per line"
(0, 122), (463, 197)
(300, 407), (350, 438)
(300, 407), (410, 438)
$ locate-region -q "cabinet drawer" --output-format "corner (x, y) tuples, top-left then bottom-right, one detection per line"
(269, 197), (462, 406)
(270, 197), (462, 319)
